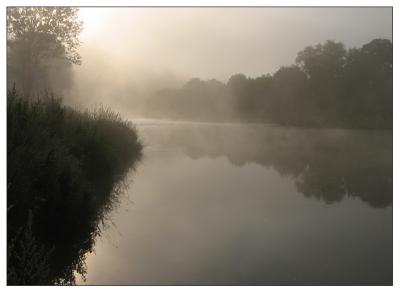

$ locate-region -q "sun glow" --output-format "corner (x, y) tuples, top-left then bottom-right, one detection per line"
(79, 8), (105, 36)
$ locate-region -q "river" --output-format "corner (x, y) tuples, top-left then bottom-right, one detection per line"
(77, 120), (392, 285)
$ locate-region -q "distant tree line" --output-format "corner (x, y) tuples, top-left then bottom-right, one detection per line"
(146, 39), (392, 129)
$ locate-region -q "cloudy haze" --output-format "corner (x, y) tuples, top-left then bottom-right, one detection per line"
(68, 7), (392, 112)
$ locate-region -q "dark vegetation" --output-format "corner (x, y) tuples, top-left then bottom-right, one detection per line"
(7, 88), (142, 284)
(7, 8), (143, 284)
(146, 39), (392, 129)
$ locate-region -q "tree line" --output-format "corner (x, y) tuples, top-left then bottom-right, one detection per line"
(146, 39), (392, 129)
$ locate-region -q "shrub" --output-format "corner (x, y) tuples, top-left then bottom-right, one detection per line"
(7, 88), (143, 284)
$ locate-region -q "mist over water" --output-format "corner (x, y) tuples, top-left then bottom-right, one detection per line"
(78, 121), (392, 285)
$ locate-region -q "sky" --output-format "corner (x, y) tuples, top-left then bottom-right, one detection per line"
(78, 7), (392, 82)
(68, 7), (392, 111)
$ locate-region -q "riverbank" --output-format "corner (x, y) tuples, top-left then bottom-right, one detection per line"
(7, 88), (143, 285)
(130, 116), (393, 132)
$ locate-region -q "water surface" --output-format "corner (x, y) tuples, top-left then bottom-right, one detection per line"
(78, 121), (392, 285)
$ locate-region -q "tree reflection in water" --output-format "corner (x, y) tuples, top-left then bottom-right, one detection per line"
(143, 124), (392, 208)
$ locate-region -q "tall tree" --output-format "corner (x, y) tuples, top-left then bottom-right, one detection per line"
(271, 66), (308, 124)
(7, 7), (83, 95)
(342, 39), (392, 127)
(296, 40), (347, 124)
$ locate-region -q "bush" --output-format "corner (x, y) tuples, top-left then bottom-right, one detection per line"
(7, 87), (143, 285)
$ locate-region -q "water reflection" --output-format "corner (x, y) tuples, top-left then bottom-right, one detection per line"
(141, 123), (392, 208)
(79, 122), (392, 285)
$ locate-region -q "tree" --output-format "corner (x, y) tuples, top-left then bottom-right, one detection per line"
(143, 38), (391, 129)
(296, 40), (347, 81)
(7, 7), (83, 95)
(271, 66), (308, 124)
(227, 74), (248, 95)
(342, 39), (392, 128)
(227, 74), (251, 117)
(296, 40), (347, 124)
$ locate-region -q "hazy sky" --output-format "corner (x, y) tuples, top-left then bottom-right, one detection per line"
(78, 7), (392, 82)
(67, 7), (392, 111)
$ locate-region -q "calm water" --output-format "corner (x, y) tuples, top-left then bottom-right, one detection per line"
(78, 121), (392, 285)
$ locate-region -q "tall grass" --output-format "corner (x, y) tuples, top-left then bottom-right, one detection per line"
(7, 87), (143, 285)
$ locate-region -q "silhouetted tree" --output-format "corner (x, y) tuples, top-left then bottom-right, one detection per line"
(271, 66), (308, 124)
(147, 78), (232, 121)
(341, 39), (393, 128)
(7, 7), (83, 95)
(295, 40), (347, 124)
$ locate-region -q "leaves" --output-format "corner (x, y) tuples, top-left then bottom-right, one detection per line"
(7, 90), (142, 284)
(7, 7), (83, 65)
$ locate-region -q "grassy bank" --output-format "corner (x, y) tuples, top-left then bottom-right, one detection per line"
(7, 88), (143, 285)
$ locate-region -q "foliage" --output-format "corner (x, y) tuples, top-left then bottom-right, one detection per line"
(146, 39), (392, 129)
(147, 78), (233, 121)
(7, 7), (83, 95)
(7, 88), (143, 285)
(7, 211), (54, 285)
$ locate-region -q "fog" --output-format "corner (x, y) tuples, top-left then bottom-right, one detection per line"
(7, 7), (393, 285)
(65, 7), (392, 116)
